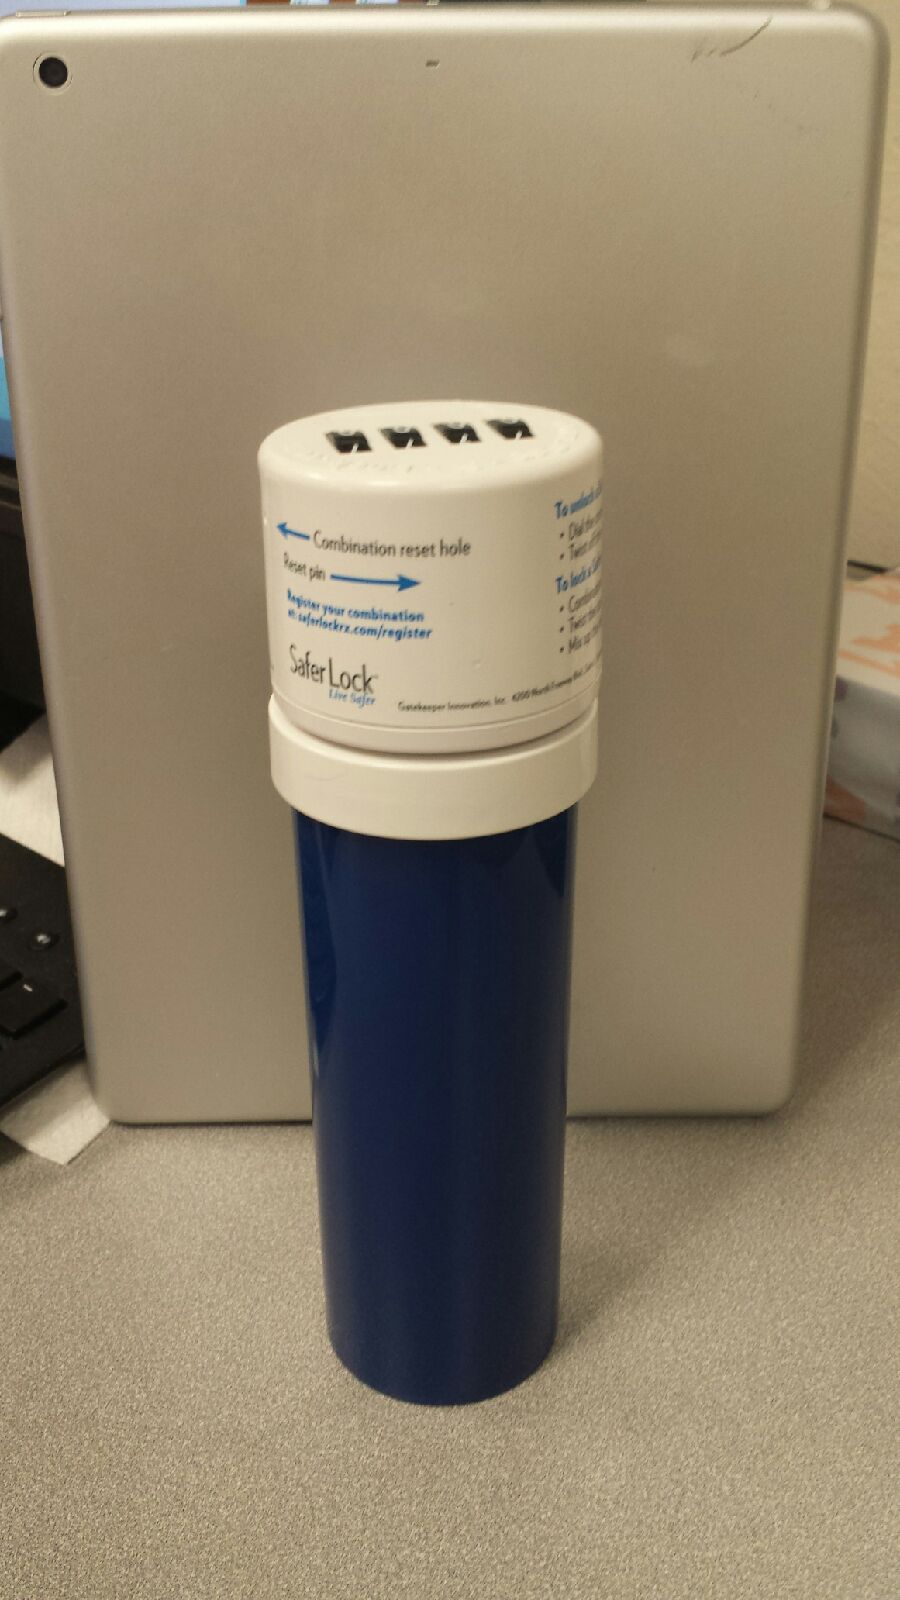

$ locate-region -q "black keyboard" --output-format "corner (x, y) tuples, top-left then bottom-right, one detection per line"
(0, 832), (84, 1107)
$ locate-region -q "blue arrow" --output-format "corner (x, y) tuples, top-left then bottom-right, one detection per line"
(331, 572), (420, 593)
(278, 520), (310, 541)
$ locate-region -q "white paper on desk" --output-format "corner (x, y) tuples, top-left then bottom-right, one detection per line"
(0, 716), (64, 864)
(0, 1060), (108, 1164)
(0, 717), (98, 1160)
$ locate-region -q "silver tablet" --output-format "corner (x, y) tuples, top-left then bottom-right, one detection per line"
(0, 4), (886, 1118)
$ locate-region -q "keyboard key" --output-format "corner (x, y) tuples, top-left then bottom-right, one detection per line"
(0, 978), (65, 1039)
(0, 959), (19, 990)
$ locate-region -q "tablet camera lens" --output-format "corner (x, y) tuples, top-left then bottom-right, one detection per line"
(38, 56), (69, 90)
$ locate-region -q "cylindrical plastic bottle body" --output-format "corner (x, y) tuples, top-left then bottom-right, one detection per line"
(295, 807), (576, 1405)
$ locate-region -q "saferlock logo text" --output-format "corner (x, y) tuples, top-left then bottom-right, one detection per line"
(289, 644), (377, 708)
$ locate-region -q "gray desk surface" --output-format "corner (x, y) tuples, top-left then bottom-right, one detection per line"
(2, 817), (898, 1600)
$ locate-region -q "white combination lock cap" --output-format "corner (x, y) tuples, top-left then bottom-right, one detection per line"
(260, 401), (602, 756)
(261, 400), (602, 839)
(268, 696), (599, 843)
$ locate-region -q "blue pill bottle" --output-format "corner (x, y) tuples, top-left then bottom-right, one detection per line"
(261, 401), (602, 1403)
